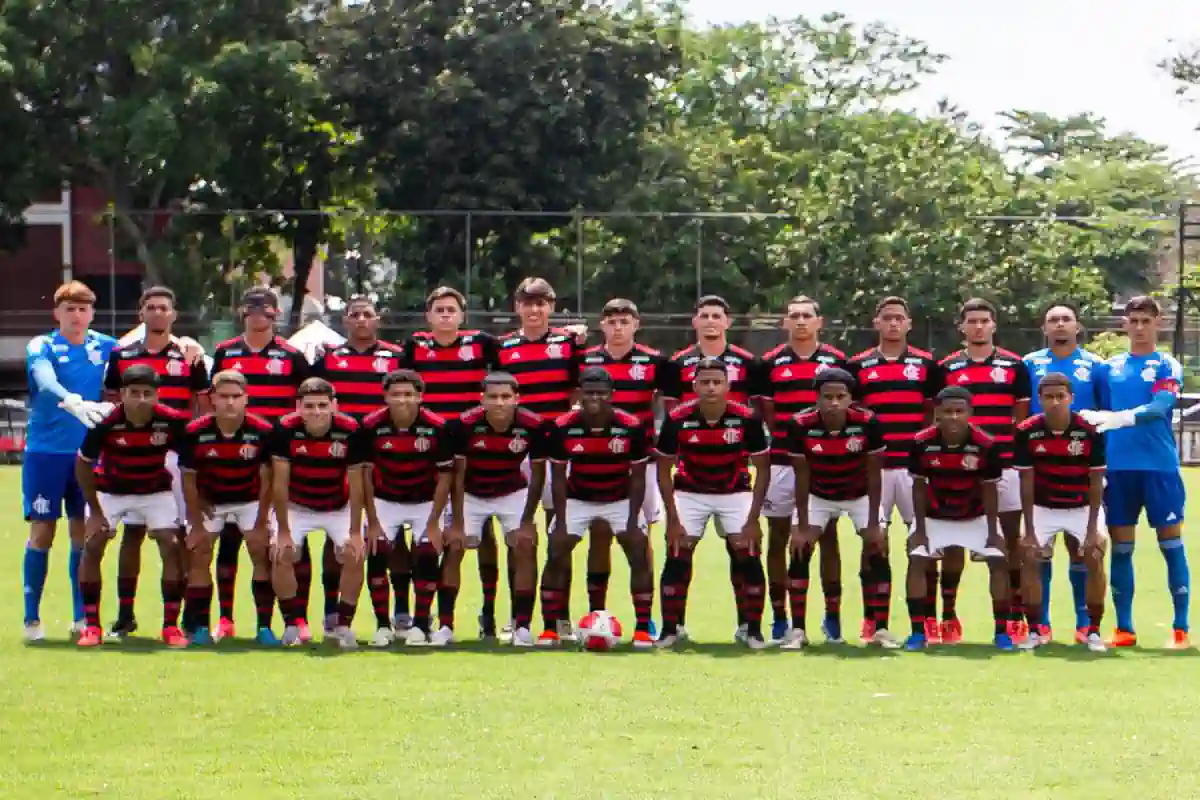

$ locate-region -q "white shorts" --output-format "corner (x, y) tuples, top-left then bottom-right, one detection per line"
(1030, 505), (1107, 549)
(462, 490), (528, 546)
(880, 468), (913, 526)
(564, 499), (638, 538)
(281, 505), (352, 549)
(674, 491), (752, 539)
(998, 468), (1021, 514)
(918, 518), (1003, 559)
(520, 460), (554, 510)
(166, 451), (185, 527)
(762, 465), (795, 519)
(808, 495), (871, 531)
(375, 499), (436, 544)
(97, 491), (179, 532)
(200, 501), (263, 535)
(642, 467), (662, 525)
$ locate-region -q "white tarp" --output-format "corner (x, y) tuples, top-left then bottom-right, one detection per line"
(288, 320), (345, 364)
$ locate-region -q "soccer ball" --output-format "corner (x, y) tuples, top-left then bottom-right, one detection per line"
(577, 610), (623, 651)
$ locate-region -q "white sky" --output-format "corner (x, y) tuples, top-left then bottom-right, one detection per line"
(687, 0), (1200, 168)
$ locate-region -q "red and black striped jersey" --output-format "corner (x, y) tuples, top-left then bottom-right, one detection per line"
(850, 346), (939, 469)
(449, 406), (549, 499)
(662, 344), (763, 405)
(104, 341), (208, 411)
(1013, 413), (1105, 509)
(310, 340), (405, 418)
(272, 412), (367, 511)
(655, 400), (769, 494)
(577, 344), (673, 427)
(786, 407), (884, 501)
(402, 331), (499, 419)
(548, 408), (650, 502)
(360, 406), (454, 504)
(79, 404), (189, 496)
(495, 329), (580, 416)
(937, 348), (1030, 463)
(212, 336), (309, 418)
(909, 425), (1002, 520)
(760, 342), (846, 465)
(177, 413), (274, 505)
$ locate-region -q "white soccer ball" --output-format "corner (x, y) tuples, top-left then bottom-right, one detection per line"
(577, 610), (623, 651)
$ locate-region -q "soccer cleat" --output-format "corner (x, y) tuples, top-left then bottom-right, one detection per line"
(323, 613), (339, 636)
(369, 627), (395, 648)
(190, 626), (213, 646)
(161, 626), (189, 648)
(993, 632), (1015, 651)
(392, 613), (413, 633)
(821, 616), (844, 644)
(70, 619), (89, 638)
(214, 617), (236, 642)
(404, 627), (429, 647)
(536, 630), (561, 647)
(1031, 624), (1052, 647)
(331, 626), (358, 650)
(1168, 629), (1191, 649)
(771, 619), (791, 642)
(23, 622), (45, 643)
(1008, 619), (1029, 645)
(1086, 632), (1107, 652)
(76, 626), (103, 647)
(106, 617), (138, 640)
(746, 632), (770, 650)
(511, 627), (534, 647)
(733, 623), (748, 644)
(255, 627), (282, 646)
(282, 625), (303, 647)
(499, 619), (515, 645)
(654, 625), (689, 649)
(648, 620), (658, 639)
(478, 614), (497, 641)
(860, 619), (877, 643)
(1075, 627), (1089, 645)
(870, 628), (902, 649)
(940, 618), (963, 645)
(923, 617), (942, 645)
(428, 626), (455, 647)
(555, 619), (577, 643)
(904, 633), (928, 651)
(296, 620), (313, 644)
(780, 629), (809, 650)
(1109, 629), (1137, 648)
(632, 630), (654, 649)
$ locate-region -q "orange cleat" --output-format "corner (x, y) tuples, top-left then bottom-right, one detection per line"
(632, 629), (654, 649)
(214, 617), (236, 642)
(536, 629), (561, 647)
(940, 618), (963, 645)
(1075, 627), (1089, 645)
(1109, 629), (1138, 648)
(161, 626), (189, 648)
(1168, 629), (1191, 649)
(923, 618), (942, 644)
(77, 626), (103, 647)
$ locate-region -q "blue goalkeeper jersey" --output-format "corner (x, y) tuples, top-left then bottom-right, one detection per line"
(1023, 347), (1105, 413)
(25, 329), (118, 454)
(1098, 350), (1181, 472)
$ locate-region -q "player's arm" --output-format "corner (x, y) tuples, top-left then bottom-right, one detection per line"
(545, 422), (569, 532)
(102, 351), (122, 403)
(745, 414), (770, 535)
(749, 357), (771, 421)
(982, 447), (1003, 549)
(792, 453), (811, 531)
(522, 423), (551, 527)
(1086, 429), (1106, 543)
(362, 462), (383, 540)
(76, 426), (106, 518)
(27, 337), (72, 402)
(190, 358), (212, 415)
(567, 344), (582, 408)
(347, 464), (367, 549)
(908, 444), (928, 550)
(1012, 362), (1032, 423)
(627, 423), (649, 533)
(659, 360), (682, 414)
(1012, 427), (1035, 543)
(254, 462), (273, 531)
(1086, 358), (1179, 431)
(865, 416), (885, 535)
(271, 456), (292, 548)
(654, 416), (681, 546)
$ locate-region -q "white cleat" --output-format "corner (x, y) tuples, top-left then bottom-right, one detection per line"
(392, 613), (413, 633)
(428, 626), (455, 647)
(498, 620), (515, 645)
(323, 613), (339, 636)
(654, 625), (690, 649)
(404, 627), (429, 647)
(282, 625), (302, 647)
(556, 618), (578, 643)
(511, 627), (534, 647)
(780, 629), (809, 650)
(1086, 632), (1107, 653)
(332, 625), (358, 650)
(746, 633), (771, 650)
(23, 622), (45, 643)
(1018, 636), (1041, 652)
(733, 623), (748, 644)
(369, 627), (395, 648)
(870, 629), (902, 650)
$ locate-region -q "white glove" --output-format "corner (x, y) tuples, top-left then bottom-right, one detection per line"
(1094, 409), (1137, 433)
(59, 396), (114, 429)
(1078, 409), (1108, 427)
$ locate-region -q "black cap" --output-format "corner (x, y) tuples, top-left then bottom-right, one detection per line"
(579, 366), (614, 388)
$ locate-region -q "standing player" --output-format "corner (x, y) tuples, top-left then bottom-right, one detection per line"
(103, 286), (210, 638)
(1022, 301), (1105, 640)
(757, 295), (847, 643)
(74, 366), (190, 647)
(655, 358), (771, 649)
(178, 370), (277, 645)
(850, 297), (939, 643)
(311, 296), (406, 638)
(210, 288), (309, 641)
(540, 367), (655, 647)
(360, 370), (455, 647)
(22, 281), (117, 640)
(906, 387), (1012, 651)
(937, 298), (1031, 642)
(1082, 296), (1190, 648)
(1014, 374), (1107, 652)
(271, 378), (368, 648)
(446, 373), (549, 647)
(782, 369), (894, 649)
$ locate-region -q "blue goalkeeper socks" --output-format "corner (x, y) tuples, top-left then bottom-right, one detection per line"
(1160, 538), (1190, 632)
(1068, 561), (1089, 629)
(68, 546), (84, 623)
(1111, 541), (1135, 632)
(22, 545), (50, 625)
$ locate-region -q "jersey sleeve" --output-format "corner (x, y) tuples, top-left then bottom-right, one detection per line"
(1155, 356), (1184, 395)
(1089, 429), (1106, 469)
(209, 347), (226, 380)
(630, 421), (650, 463)
(103, 351), (123, 391)
(348, 428), (370, 466)
(658, 360), (683, 400)
(481, 333), (501, 371)
(269, 426), (291, 461)
(78, 423), (105, 462)
(908, 441), (925, 477)
(433, 425), (455, 470)
(785, 418), (805, 457)
(1012, 426), (1032, 469)
(866, 415), (885, 454)
(528, 420), (553, 462)
(1013, 360), (1032, 401)
(745, 413), (769, 455)
(924, 359), (942, 400)
(545, 423), (567, 463)
(748, 357), (770, 399)
(446, 419), (466, 457)
(655, 415), (679, 456)
(176, 429), (197, 470)
(291, 351), (311, 385)
(982, 443), (1003, 482)
(566, 342), (580, 386)
(188, 360), (210, 394)
(25, 335), (53, 370)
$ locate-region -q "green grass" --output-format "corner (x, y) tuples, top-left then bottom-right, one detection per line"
(2, 467), (1200, 798)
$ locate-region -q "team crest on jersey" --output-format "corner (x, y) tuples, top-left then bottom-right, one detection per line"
(88, 349), (105, 365)
(458, 345), (475, 361)
(150, 432), (168, 447)
(373, 357), (391, 373)
(1141, 367), (1156, 382)
(329, 441), (347, 459)
(166, 359), (185, 377)
(609, 437), (627, 454)
(267, 358), (285, 375)
(240, 445), (258, 460)
(846, 436), (863, 453)
(990, 367), (1008, 383)
(723, 428), (742, 444)
(509, 436), (527, 454)
(1074, 367), (1091, 381)
(629, 364), (647, 381)
(961, 454), (979, 471)
(545, 343), (564, 360)
(903, 364), (921, 381)
(726, 365), (741, 382)
(414, 436), (430, 452)
(1067, 440), (1084, 456)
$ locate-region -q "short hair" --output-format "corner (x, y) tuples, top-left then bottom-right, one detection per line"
(210, 370), (247, 392)
(297, 377), (335, 399)
(1042, 300), (1079, 321)
(787, 295), (821, 316)
(935, 386), (973, 405)
(816, 367), (855, 391)
(383, 369), (424, 393)
(345, 294), (376, 312)
(425, 286), (466, 311)
(692, 357), (728, 378)
(138, 286), (176, 309)
(601, 298), (639, 319)
(958, 297), (996, 323)
(1037, 373), (1072, 394)
(53, 281), (95, 307)
(515, 277), (556, 302)
(121, 364), (159, 389)
(482, 372), (519, 392)
(695, 295), (730, 314)
(874, 295), (909, 316)
(579, 366), (614, 389)
(240, 287), (279, 309)
(1124, 295), (1161, 317)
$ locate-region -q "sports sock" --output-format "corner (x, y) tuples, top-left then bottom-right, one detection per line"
(823, 580), (842, 623)
(284, 596), (304, 627)
(738, 553), (766, 638)
(479, 562), (499, 625)
(769, 581), (787, 625)
(1087, 603), (1104, 636)
(632, 588), (653, 633)
(80, 579), (102, 628)
(907, 596), (926, 637)
(659, 550), (694, 634)
(116, 576), (138, 624)
(367, 550), (391, 628)
(161, 578), (184, 628)
(726, 539), (745, 626)
(215, 529), (241, 621)
(436, 584), (459, 630)
(294, 541), (312, 621)
(411, 544), (438, 633)
(22, 545), (49, 624)
(923, 562), (939, 619)
(865, 551), (892, 630)
(391, 563), (412, 618)
(940, 570), (961, 621)
(1160, 537), (1190, 632)
(562, 565), (571, 623)
(1038, 559), (1053, 627)
(185, 584), (213, 632)
(992, 598), (1008, 637)
(1110, 541), (1135, 632)
(512, 589), (535, 632)
(68, 546), (84, 622)
(337, 600), (356, 629)
(586, 571), (610, 613)
(540, 584), (565, 631)
(506, 555), (517, 619)
(251, 578), (275, 630)
(787, 547), (813, 632)
(322, 538), (341, 620)
(1008, 567), (1024, 623)
(1069, 562), (1089, 629)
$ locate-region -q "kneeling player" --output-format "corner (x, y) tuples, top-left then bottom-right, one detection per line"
(539, 367), (655, 648)
(178, 370), (277, 645)
(271, 378), (368, 648)
(782, 369), (895, 649)
(655, 358), (771, 648)
(75, 365), (189, 647)
(1015, 374), (1107, 652)
(906, 387), (1013, 650)
(362, 370), (454, 647)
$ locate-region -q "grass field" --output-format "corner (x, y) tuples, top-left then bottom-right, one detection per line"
(3, 467), (1200, 798)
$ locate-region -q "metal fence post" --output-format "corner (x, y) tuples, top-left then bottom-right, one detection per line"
(464, 211), (473, 323)
(694, 219), (703, 303)
(575, 210), (584, 315)
(106, 209), (117, 335)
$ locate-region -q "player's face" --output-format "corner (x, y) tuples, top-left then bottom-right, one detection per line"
(935, 398), (971, 435)
(579, 383), (612, 415)
(600, 313), (638, 347)
(1043, 306), (1079, 347)
(1123, 311), (1159, 348)
(298, 394), (334, 428)
(783, 302), (821, 340)
(140, 297), (176, 335)
(54, 302), (94, 335)
(873, 303), (911, 342)
(516, 297), (553, 330)
(482, 384), (518, 415)
(1039, 385), (1072, 417)
(426, 299), (463, 333)
(693, 305), (729, 341)
(959, 311), (995, 347)
(121, 384), (158, 416)
(212, 384), (248, 419)
(817, 382), (851, 415)
(693, 368), (728, 402)
(345, 302), (378, 341)
(242, 306), (275, 335)
(385, 382), (421, 415)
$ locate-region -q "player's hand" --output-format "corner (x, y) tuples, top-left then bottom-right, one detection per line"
(564, 323), (588, 344)
(861, 523), (883, 550)
(85, 513), (110, 542)
(625, 513), (641, 538)
(550, 517), (567, 540)
(444, 521), (466, 552)
(247, 523), (270, 553)
(1096, 409), (1136, 433)
(186, 519), (208, 551)
(790, 524), (816, 555)
(985, 531), (1007, 555)
(736, 519), (762, 556)
(665, 518), (687, 557)
(179, 337), (206, 365)
(365, 520), (385, 554)
(907, 528), (930, 557)
(507, 524), (536, 547)
(424, 519), (444, 554)
(273, 534), (296, 564)
(341, 535), (365, 564)
(1084, 526), (1104, 554)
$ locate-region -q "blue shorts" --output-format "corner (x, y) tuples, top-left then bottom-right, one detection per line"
(22, 452), (86, 522)
(1104, 470), (1186, 529)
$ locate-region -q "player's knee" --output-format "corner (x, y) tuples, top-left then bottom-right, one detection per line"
(28, 520), (57, 549)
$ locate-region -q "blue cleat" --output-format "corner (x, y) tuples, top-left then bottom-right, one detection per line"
(771, 619), (790, 642)
(648, 619), (658, 640)
(255, 627), (282, 646)
(821, 615), (844, 644)
(994, 632), (1015, 651)
(190, 626), (213, 646)
(904, 633), (928, 651)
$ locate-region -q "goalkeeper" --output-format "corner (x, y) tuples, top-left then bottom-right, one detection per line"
(21, 281), (117, 642)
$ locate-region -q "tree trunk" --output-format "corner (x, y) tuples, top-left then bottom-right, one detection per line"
(289, 215), (322, 331)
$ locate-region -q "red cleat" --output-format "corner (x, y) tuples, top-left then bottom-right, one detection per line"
(77, 626), (103, 648)
(214, 617), (236, 642)
(297, 620), (313, 644)
(940, 618), (963, 645)
(1168, 629), (1191, 649)
(161, 626), (189, 648)
(923, 618), (942, 644)
(1007, 620), (1029, 645)
(860, 619), (877, 643)
(1109, 628), (1137, 648)
(1074, 627), (1089, 645)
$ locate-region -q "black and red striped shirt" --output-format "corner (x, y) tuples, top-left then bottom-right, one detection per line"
(662, 344), (763, 405)
(548, 408), (650, 502)
(272, 412), (367, 511)
(909, 425), (1002, 520)
(178, 413), (274, 505)
(311, 340), (405, 418)
(850, 346), (939, 469)
(212, 336), (309, 418)
(937, 348), (1030, 463)
(1013, 413), (1105, 509)
(655, 400), (769, 494)
(360, 406), (454, 504)
(450, 406), (549, 499)
(760, 342), (846, 465)
(577, 344), (673, 428)
(104, 341), (208, 411)
(79, 404), (189, 495)
(786, 407), (884, 501)
(495, 329), (580, 416)
(402, 331), (499, 419)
